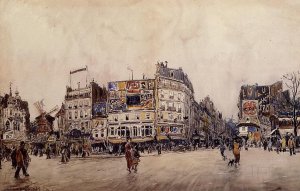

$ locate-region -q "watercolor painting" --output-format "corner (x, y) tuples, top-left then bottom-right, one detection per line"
(1, 0), (300, 191)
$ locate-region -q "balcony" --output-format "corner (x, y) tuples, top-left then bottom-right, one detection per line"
(167, 107), (176, 112)
(160, 106), (166, 111)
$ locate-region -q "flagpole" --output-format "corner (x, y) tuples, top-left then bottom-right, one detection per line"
(69, 71), (72, 88)
(86, 65), (88, 87)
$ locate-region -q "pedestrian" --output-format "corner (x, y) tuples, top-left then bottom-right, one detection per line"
(219, 143), (226, 160)
(156, 143), (162, 155)
(281, 137), (286, 152)
(267, 139), (272, 152)
(125, 141), (133, 173)
(46, 146), (51, 159)
(288, 137), (296, 156)
(11, 147), (17, 169)
(15, 141), (30, 179)
(233, 139), (240, 167)
(61, 146), (67, 163)
(263, 139), (268, 151)
(131, 146), (141, 173)
(276, 138), (281, 154)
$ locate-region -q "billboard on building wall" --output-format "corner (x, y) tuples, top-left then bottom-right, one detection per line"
(127, 81), (140, 93)
(118, 82), (126, 91)
(242, 100), (258, 117)
(256, 86), (270, 115)
(107, 80), (155, 111)
(241, 86), (256, 100)
(108, 99), (126, 112)
(108, 82), (118, 91)
(93, 102), (107, 116)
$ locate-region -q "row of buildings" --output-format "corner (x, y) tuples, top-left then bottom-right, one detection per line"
(0, 63), (226, 147)
(237, 81), (299, 141)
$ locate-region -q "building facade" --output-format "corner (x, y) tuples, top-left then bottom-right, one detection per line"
(155, 62), (194, 141)
(107, 79), (156, 143)
(64, 81), (105, 140)
(237, 81), (284, 139)
(0, 89), (30, 142)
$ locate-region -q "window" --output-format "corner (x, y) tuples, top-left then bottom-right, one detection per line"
(74, 101), (78, 109)
(117, 127), (121, 136)
(136, 114), (140, 120)
(75, 111), (78, 119)
(126, 114), (129, 121)
(145, 126), (152, 136)
(114, 115), (118, 121)
(110, 127), (114, 136)
(133, 126), (138, 137)
(160, 90), (164, 98)
(79, 101), (83, 108)
(178, 93), (181, 101)
(146, 113), (150, 120)
(80, 110), (83, 118)
(121, 127), (126, 137)
(160, 102), (166, 110)
(68, 103), (72, 109)
(85, 110), (88, 118)
(178, 104), (182, 113)
(169, 91), (174, 99)
(101, 130), (104, 137)
(141, 128), (145, 136)
(95, 134), (98, 138)
(170, 71), (174, 78)
(5, 121), (10, 130)
(68, 112), (72, 120)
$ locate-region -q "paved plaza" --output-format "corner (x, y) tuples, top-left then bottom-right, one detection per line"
(1, 148), (300, 191)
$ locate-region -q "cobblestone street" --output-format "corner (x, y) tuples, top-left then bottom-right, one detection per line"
(1, 148), (300, 191)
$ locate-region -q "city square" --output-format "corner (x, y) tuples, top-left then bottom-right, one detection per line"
(1, 148), (300, 191)
(1, 0), (300, 191)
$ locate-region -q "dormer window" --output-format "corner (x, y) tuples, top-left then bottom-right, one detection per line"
(170, 71), (174, 78)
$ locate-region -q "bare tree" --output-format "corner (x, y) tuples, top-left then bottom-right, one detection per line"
(283, 71), (300, 136)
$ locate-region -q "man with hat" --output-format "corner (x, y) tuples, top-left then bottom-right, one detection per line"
(14, 141), (30, 179)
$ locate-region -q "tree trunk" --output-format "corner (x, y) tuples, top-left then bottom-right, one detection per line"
(294, 106), (298, 137)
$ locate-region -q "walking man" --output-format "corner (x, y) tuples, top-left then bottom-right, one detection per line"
(288, 137), (296, 156)
(15, 141), (30, 179)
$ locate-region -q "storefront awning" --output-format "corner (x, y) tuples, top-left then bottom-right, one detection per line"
(170, 136), (186, 140)
(131, 137), (153, 143)
(157, 135), (168, 141)
(108, 139), (126, 144)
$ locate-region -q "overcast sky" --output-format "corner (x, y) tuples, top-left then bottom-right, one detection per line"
(1, 0), (300, 120)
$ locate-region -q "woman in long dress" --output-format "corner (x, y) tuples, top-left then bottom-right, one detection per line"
(125, 142), (133, 173)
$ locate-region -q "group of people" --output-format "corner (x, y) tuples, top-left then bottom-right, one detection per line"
(220, 139), (241, 167)
(273, 136), (296, 156)
(0, 141), (30, 179)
